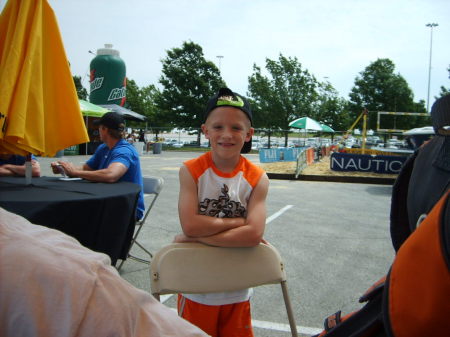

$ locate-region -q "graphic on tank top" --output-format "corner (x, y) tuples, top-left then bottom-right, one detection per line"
(199, 184), (246, 218)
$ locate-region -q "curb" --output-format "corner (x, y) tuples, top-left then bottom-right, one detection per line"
(266, 173), (396, 185)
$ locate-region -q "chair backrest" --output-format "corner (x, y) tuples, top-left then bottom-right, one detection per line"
(150, 242), (286, 295)
(140, 177), (164, 224)
(143, 177), (164, 195)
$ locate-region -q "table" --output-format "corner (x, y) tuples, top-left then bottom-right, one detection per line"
(0, 176), (141, 265)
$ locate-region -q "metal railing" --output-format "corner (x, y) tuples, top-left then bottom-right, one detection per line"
(295, 149), (307, 178)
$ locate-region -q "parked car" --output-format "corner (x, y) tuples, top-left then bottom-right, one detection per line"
(251, 139), (267, 150)
(365, 136), (379, 146)
(306, 138), (320, 148)
(168, 140), (185, 148)
(186, 140), (199, 146)
(163, 139), (177, 146)
(386, 139), (404, 149)
(319, 138), (331, 147)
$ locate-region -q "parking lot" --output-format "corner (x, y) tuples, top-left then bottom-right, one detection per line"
(39, 151), (395, 336)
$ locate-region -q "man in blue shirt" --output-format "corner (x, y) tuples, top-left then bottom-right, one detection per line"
(51, 112), (144, 219)
(0, 154), (40, 177)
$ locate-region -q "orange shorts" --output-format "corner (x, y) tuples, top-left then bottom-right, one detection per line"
(178, 294), (254, 337)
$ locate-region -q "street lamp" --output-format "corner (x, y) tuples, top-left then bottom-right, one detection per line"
(216, 55), (224, 73)
(426, 23), (438, 113)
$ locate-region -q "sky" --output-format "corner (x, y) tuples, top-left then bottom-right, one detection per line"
(2, 0), (449, 109)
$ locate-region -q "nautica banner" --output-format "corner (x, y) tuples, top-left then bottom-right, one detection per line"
(330, 153), (408, 174)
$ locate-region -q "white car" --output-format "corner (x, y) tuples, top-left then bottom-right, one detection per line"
(251, 139), (262, 150)
(171, 142), (184, 148)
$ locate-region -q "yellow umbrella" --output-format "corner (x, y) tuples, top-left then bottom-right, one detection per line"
(0, 0), (89, 157)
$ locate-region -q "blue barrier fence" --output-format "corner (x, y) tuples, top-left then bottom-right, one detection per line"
(259, 147), (308, 163)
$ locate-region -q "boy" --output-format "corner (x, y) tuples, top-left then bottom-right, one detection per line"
(174, 88), (269, 337)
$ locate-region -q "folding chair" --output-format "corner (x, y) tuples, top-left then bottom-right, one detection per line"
(117, 177), (164, 271)
(150, 242), (298, 337)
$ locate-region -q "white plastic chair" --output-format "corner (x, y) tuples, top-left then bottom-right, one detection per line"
(150, 242), (298, 337)
(117, 177), (164, 271)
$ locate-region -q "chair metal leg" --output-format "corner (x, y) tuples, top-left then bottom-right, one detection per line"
(116, 239), (152, 272)
(127, 255), (151, 264)
(281, 280), (299, 337)
(135, 240), (153, 258)
(116, 258), (126, 271)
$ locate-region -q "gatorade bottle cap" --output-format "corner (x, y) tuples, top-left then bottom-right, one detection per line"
(97, 44), (119, 56)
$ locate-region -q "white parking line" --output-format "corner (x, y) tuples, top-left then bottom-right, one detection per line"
(252, 319), (322, 336)
(266, 205), (293, 224)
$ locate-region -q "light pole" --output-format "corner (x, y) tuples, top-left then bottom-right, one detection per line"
(426, 23), (438, 113)
(216, 55), (224, 73)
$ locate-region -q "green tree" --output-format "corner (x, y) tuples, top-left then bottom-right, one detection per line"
(125, 80), (169, 139)
(73, 75), (87, 100)
(438, 87), (450, 98)
(125, 79), (145, 116)
(248, 54), (318, 146)
(123, 79), (148, 129)
(247, 69), (272, 129)
(156, 41), (224, 144)
(437, 65), (450, 98)
(141, 85), (169, 139)
(315, 80), (351, 132)
(348, 58), (426, 131)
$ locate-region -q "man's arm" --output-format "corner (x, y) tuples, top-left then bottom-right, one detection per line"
(0, 166), (14, 176)
(178, 165), (248, 237)
(51, 161), (85, 175)
(1, 160), (41, 177)
(58, 161), (127, 183)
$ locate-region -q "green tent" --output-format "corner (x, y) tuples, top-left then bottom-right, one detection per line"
(320, 123), (335, 133)
(79, 99), (109, 117)
(289, 116), (322, 131)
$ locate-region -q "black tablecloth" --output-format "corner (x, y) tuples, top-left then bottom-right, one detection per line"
(0, 176), (141, 265)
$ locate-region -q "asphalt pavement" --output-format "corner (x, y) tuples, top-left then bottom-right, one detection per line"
(38, 151), (395, 337)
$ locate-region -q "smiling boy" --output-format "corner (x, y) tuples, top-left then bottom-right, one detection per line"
(174, 88), (269, 337)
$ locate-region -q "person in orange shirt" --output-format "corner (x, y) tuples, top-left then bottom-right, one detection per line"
(174, 88), (269, 337)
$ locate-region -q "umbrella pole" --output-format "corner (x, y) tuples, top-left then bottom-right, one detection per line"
(25, 153), (32, 185)
(85, 116), (88, 155)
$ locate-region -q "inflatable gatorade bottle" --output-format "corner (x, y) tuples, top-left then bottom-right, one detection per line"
(89, 44), (126, 106)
